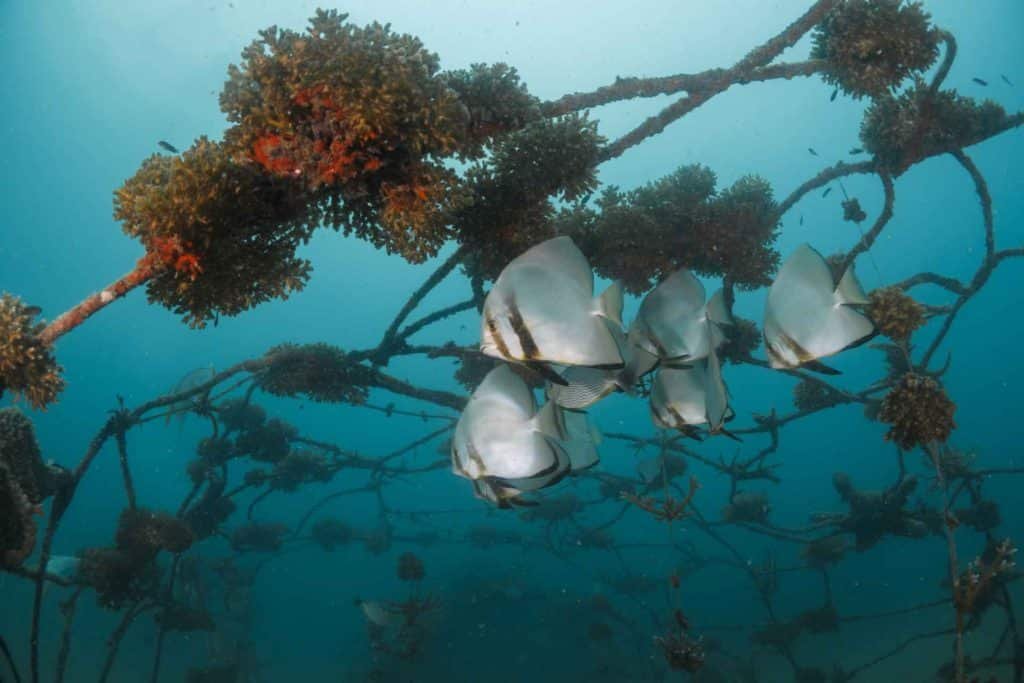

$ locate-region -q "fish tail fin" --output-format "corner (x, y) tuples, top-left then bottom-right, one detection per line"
(802, 359), (842, 375)
(706, 289), (733, 326)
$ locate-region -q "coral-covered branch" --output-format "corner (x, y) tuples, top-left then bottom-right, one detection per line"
(39, 261), (156, 346)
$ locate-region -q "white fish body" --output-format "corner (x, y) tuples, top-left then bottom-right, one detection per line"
(481, 237), (625, 369)
(764, 244), (875, 369)
(631, 269), (732, 362)
(650, 347), (730, 434)
(452, 365), (571, 497)
(358, 600), (403, 628)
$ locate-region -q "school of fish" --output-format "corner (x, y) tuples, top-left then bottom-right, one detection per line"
(451, 236), (876, 506)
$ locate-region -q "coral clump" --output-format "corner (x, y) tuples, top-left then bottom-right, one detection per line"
(722, 492), (771, 524)
(0, 294), (65, 408)
(270, 450), (334, 491)
(717, 317), (760, 365)
(878, 373), (956, 449)
(793, 379), (846, 412)
(0, 461), (37, 569)
(220, 10), (516, 263)
(183, 482), (236, 539)
(860, 83), (1010, 173)
(230, 522), (289, 552)
(115, 137), (320, 327)
(217, 398), (267, 433)
(116, 508), (195, 559)
(841, 197), (867, 223)
(234, 418), (297, 463)
(802, 536), (849, 568)
(311, 518), (353, 551)
(957, 501), (1001, 532)
(556, 166), (779, 294)
(77, 546), (160, 609)
(797, 604), (840, 633)
(867, 287), (926, 340)
(456, 114), (603, 280)
(258, 343), (374, 404)
(0, 408), (58, 504)
(397, 552), (426, 582)
(811, 0), (939, 99)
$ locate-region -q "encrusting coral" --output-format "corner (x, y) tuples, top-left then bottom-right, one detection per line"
(116, 508), (195, 560)
(258, 343), (374, 404)
(0, 294), (64, 408)
(841, 197), (867, 224)
(811, 0), (939, 99)
(867, 287), (926, 340)
(878, 373), (957, 449)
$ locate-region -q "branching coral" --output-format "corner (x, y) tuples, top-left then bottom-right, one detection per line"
(802, 536), (849, 568)
(234, 418), (297, 463)
(811, 0), (939, 99)
(0, 408), (57, 504)
(456, 114), (603, 280)
(718, 317), (761, 365)
(115, 508), (195, 559)
(441, 63), (541, 150)
(258, 343), (374, 404)
(841, 197), (867, 224)
(0, 461), (37, 569)
(156, 605), (216, 632)
(269, 450), (334, 491)
(77, 546), (160, 609)
(861, 83), (1010, 174)
(115, 137), (320, 327)
(0, 294), (64, 408)
(220, 10), (497, 263)
(878, 373), (957, 449)
(867, 286), (925, 340)
(217, 398), (266, 433)
(556, 166), (779, 294)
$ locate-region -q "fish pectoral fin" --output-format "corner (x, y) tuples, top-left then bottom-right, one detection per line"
(716, 427), (743, 443)
(527, 361), (569, 386)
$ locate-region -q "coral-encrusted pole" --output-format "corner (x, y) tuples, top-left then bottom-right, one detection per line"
(38, 261), (156, 346)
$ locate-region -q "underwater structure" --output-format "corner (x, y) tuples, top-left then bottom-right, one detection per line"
(1, 1), (1022, 681)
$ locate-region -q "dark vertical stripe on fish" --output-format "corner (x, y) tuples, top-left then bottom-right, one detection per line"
(508, 301), (541, 361)
(485, 315), (512, 360)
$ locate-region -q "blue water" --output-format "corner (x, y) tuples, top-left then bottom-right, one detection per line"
(2, 1), (1022, 681)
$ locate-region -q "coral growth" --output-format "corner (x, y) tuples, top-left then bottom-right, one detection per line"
(718, 317), (761, 365)
(0, 294), (65, 408)
(234, 418), (297, 463)
(811, 0), (939, 99)
(841, 198), (867, 224)
(115, 138), (320, 327)
(156, 605), (216, 632)
(867, 287), (926, 340)
(802, 536), (849, 568)
(116, 508), (195, 559)
(456, 114), (603, 280)
(269, 450), (334, 491)
(556, 166), (779, 294)
(0, 461), (37, 569)
(77, 546), (160, 609)
(861, 83), (1010, 173)
(258, 343), (374, 404)
(878, 373), (957, 449)
(217, 398), (267, 433)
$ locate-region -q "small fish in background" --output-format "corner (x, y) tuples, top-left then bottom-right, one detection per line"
(849, 147), (864, 155)
(799, 214), (804, 226)
(972, 77), (988, 87)
(822, 187), (832, 198)
(830, 88), (838, 102)
(158, 140), (179, 153)
(1001, 74), (1013, 86)
(808, 147), (818, 156)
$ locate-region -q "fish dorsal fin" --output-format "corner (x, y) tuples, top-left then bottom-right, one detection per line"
(594, 281), (624, 328)
(640, 268), (705, 323)
(834, 264), (869, 305)
(705, 288), (733, 327)
(513, 236), (593, 296)
(474, 365), (535, 415)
